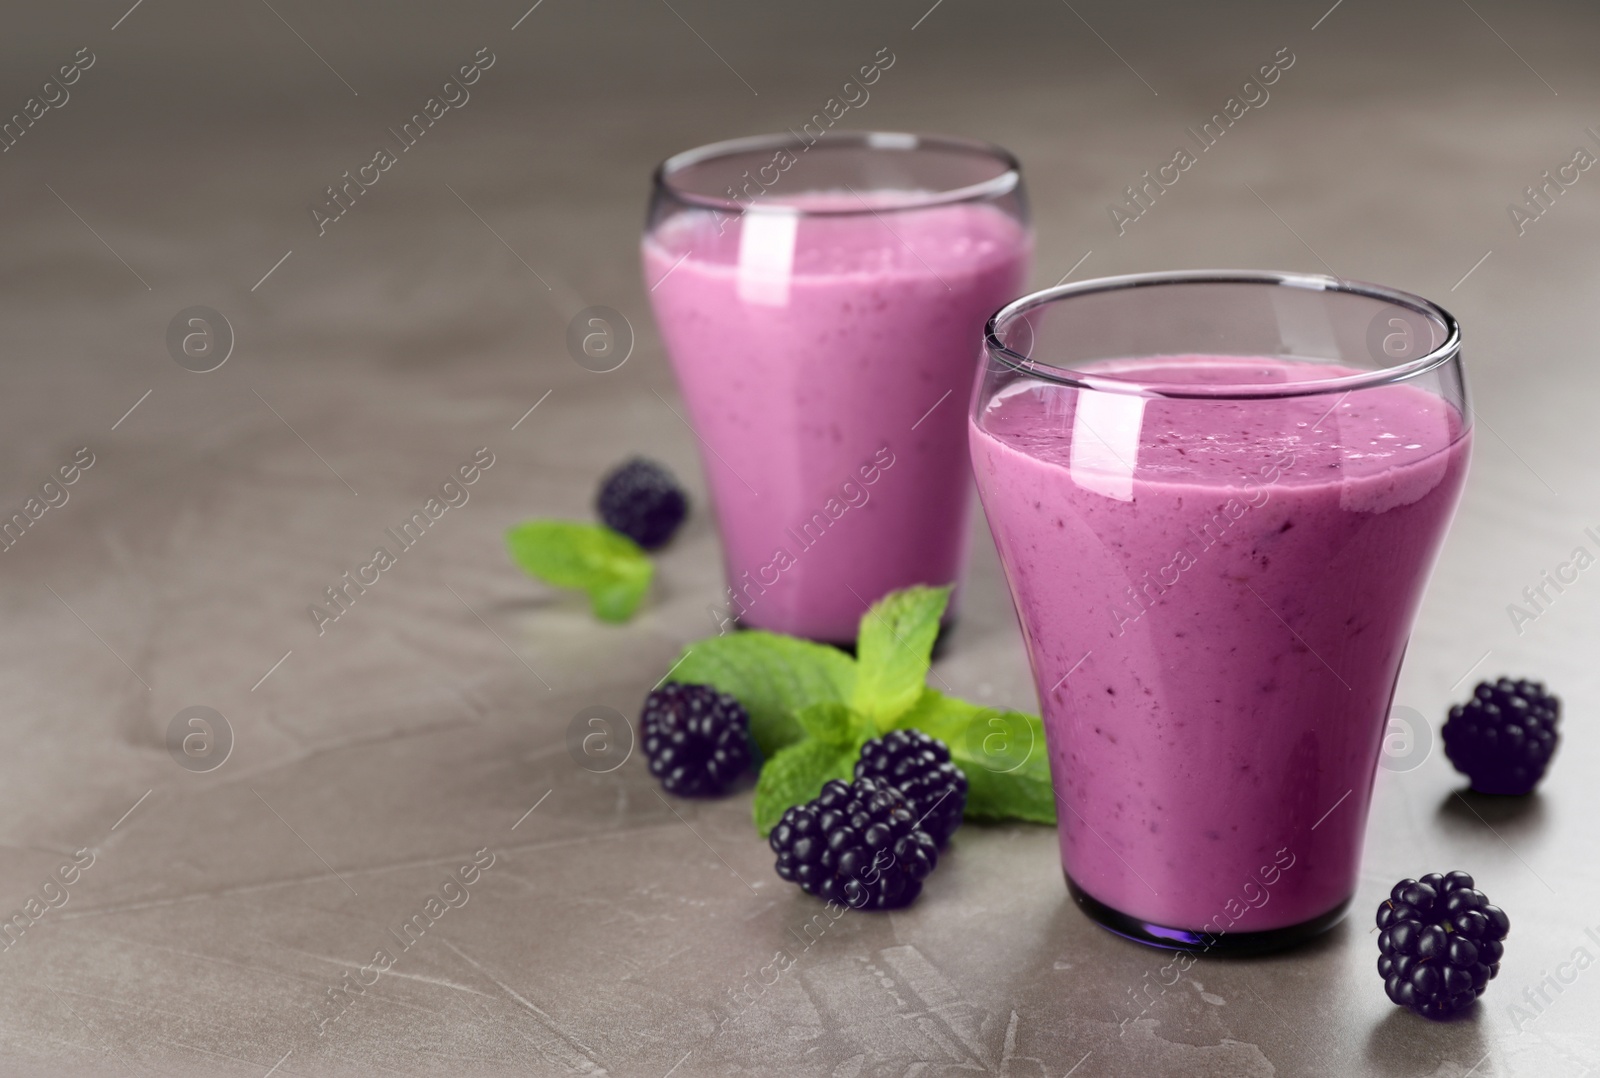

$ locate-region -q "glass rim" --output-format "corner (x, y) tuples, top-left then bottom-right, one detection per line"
(652, 130), (1023, 217)
(983, 270), (1463, 400)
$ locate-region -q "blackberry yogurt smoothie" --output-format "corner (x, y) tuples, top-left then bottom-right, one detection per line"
(644, 134), (1031, 643)
(968, 276), (1471, 951)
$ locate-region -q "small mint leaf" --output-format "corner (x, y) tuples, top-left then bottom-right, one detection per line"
(852, 585), (951, 730)
(665, 632), (856, 759)
(506, 520), (653, 623)
(752, 737), (857, 836)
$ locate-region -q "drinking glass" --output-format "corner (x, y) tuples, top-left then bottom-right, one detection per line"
(968, 271), (1471, 952)
(644, 132), (1031, 644)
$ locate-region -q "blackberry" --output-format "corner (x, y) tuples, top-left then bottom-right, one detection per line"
(596, 457), (688, 550)
(769, 778), (939, 910)
(854, 730), (968, 847)
(1442, 678), (1560, 796)
(640, 683), (750, 796)
(1376, 871), (1509, 1020)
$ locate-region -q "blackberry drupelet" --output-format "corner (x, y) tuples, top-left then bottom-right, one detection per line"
(596, 457), (688, 550)
(1377, 871), (1510, 1020)
(854, 729), (968, 846)
(769, 778), (940, 910)
(1442, 678), (1560, 796)
(640, 683), (750, 796)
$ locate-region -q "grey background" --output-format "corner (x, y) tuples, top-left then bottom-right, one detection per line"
(1, 1), (1597, 1075)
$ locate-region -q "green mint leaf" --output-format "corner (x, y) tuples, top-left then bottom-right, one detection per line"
(752, 737), (857, 836)
(851, 585), (951, 730)
(665, 632), (856, 759)
(962, 744), (1056, 824)
(794, 701), (873, 747)
(505, 520), (653, 623)
(894, 688), (1056, 825)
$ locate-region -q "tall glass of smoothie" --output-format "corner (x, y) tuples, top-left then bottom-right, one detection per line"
(644, 132), (1031, 644)
(969, 272), (1470, 953)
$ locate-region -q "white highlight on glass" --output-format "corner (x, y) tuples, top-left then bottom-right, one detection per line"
(736, 207), (799, 307)
(1070, 389), (1145, 502)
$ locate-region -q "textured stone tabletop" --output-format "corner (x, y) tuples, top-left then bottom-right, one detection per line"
(1, 1), (1598, 1075)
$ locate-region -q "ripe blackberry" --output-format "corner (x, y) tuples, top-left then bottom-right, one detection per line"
(596, 457), (688, 550)
(1442, 678), (1560, 796)
(854, 730), (968, 847)
(640, 683), (750, 796)
(1376, 871), (1509, 1020)
(769, 778), (939, 910)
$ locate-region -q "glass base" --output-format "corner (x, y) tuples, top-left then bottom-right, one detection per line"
(1066, 874), (1351, 956)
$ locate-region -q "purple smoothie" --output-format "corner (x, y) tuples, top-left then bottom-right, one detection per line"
(970, 357), (1470, 934)
(645, 201), (1030, 642)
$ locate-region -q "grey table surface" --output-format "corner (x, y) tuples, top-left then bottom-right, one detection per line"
(2, 1), (1598, 1075)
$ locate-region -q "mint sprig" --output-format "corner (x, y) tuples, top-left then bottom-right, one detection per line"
(664, 585), (1056, 834)
(506, 521), (653, 623)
